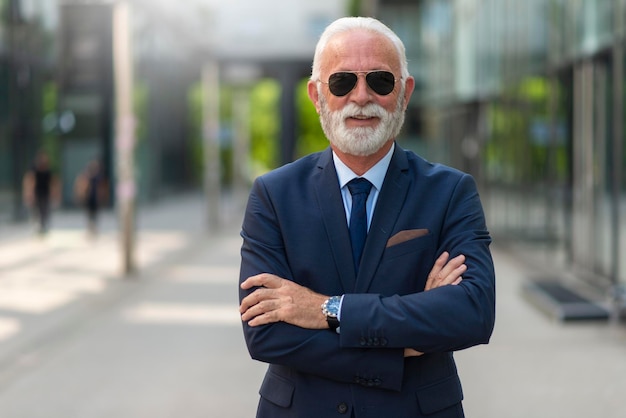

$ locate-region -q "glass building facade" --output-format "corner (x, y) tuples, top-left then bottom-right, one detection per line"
(0, 0), (202, 224)
(0, 0), (59, 223)
(378, 0), (626, 298)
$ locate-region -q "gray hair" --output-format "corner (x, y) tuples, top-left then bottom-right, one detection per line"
(310, 17), (409, 82)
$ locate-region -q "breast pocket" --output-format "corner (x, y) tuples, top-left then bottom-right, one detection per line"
(383, 232), (434, 260)
(374, 233), (435, 293)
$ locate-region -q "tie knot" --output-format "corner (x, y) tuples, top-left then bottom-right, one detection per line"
(347, 178), (372, 196)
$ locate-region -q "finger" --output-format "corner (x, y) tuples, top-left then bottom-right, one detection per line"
(240, 273), (271, 290)
(433, 251), (449, 270)
(426, 252), (449, 286)
(452, 263), (467, 279)
(452, 277), (463, 285)
(247, 310), (280, 327)
(403, 348), (425, 357)
(239, 287), (273, 313)
(247, 299), (290, 326)
(240, 273), (281, 290)
(241, 298), (279, 322)
(440, 263), (466, 285)
(442, 254), (466, 274)
(437, 255), (466, 282)
(426, 255), (467, 291)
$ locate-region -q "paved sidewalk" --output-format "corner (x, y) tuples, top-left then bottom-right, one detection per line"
(456, 248), (626, 418)
(0, 193), (266, 417)
(0, 194), (624, 417)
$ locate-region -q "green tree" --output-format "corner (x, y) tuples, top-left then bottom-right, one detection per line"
(296, 78), (327, 158)
(249, 79), (280, 175)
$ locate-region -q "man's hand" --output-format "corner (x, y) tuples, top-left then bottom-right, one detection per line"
(240, 251), (466, 335)
(240, 273), (328, 329)
(425, 252), (466, 291)
(405, 251), (466, 357)
(404, 348), (423, 357)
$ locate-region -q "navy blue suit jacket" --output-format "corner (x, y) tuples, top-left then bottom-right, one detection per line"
(239, 144), (495, 418)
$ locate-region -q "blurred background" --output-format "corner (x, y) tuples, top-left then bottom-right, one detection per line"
(0, 0), (626, 417)
(0, 0), (626, 310)
(0, 0), (626, 288)
(0, 0), (626, 290)
(2, 0), (625, 298)
(6, 0), (626, 304)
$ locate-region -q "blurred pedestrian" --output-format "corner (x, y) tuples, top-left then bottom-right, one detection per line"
(74, 159), (109, 237)
(22, 150), (61, 235)
(238, 17), (495, 418)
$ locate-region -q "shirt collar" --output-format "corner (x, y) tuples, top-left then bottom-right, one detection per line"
(333, 142), (395, 191)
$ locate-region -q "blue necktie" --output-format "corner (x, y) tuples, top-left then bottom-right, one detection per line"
(347, 178), (372, 274)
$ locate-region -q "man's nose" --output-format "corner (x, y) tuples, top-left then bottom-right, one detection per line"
(349, 74), (373, 104)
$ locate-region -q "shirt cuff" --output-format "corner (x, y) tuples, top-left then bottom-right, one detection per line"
(337, 294), (345, 321)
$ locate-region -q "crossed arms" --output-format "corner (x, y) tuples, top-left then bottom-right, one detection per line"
(238, 171), (495, 390)
(240, 251), (466, 357)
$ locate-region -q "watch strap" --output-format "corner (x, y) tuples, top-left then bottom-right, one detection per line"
(326, 315), (340, 332)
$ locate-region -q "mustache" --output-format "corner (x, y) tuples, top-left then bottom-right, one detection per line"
(338, 103), (387, 120)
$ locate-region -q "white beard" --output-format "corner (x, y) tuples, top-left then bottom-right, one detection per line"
(318, 86), (406, 156)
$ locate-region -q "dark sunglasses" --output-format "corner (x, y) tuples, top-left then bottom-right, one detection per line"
(322, 71), (398, 97)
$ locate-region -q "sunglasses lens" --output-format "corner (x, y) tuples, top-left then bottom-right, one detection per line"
(328, 72), (358, 96)
(326, 71), (396, 96)
(366, 71), (395, 95)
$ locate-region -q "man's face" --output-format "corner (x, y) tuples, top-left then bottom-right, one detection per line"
(317, 81), (406, 157)
(308, 30), (414, 156)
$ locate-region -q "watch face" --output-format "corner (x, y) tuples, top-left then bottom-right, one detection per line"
(326, 296), (341, 317)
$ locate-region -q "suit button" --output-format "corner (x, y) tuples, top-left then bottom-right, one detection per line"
(337, 402), (348, 414)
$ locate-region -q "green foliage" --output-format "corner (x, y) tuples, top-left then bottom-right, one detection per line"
(296, 79), (327, 158)
(348, 0), (361, 16)
(41, 82), (60, 170)
(186, 79), (277, 184)
(185, 77), (328, 182)
(133, 82), (149, 144)
(519, 77), (548, 103)
(484, 76), (569, 185)
(0, 0), (8, 23)
(187, 82), (204, 184)
(249, 79), (280, 174)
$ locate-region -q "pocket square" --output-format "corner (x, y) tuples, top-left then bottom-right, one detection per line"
(386, 229), (429, 247)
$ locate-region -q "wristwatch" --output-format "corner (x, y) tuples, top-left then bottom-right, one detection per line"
(321, 296), (341, 332)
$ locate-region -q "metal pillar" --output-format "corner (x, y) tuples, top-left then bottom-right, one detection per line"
(113, 1), (137, 276)
(202, 60), (221, 230)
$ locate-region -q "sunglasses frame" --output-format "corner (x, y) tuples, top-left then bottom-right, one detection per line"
(320, 70), (400, 97)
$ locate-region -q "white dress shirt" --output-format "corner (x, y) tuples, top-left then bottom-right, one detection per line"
(332, 143), (395, 230)
(331, 143), (395, 324)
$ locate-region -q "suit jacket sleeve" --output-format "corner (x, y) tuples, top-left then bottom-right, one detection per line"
(239, 175), (407, 392)
(339, 172), (496, 353)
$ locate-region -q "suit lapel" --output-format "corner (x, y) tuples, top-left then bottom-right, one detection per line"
(313, 149), (357, 292)
(356, 145), (410, 292)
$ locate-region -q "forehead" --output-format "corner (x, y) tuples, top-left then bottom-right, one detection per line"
(320, 29), (399, 73)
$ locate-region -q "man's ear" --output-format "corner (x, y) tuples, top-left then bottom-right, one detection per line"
(307, 80), (321, 113)
(402, 76), (415, 110)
